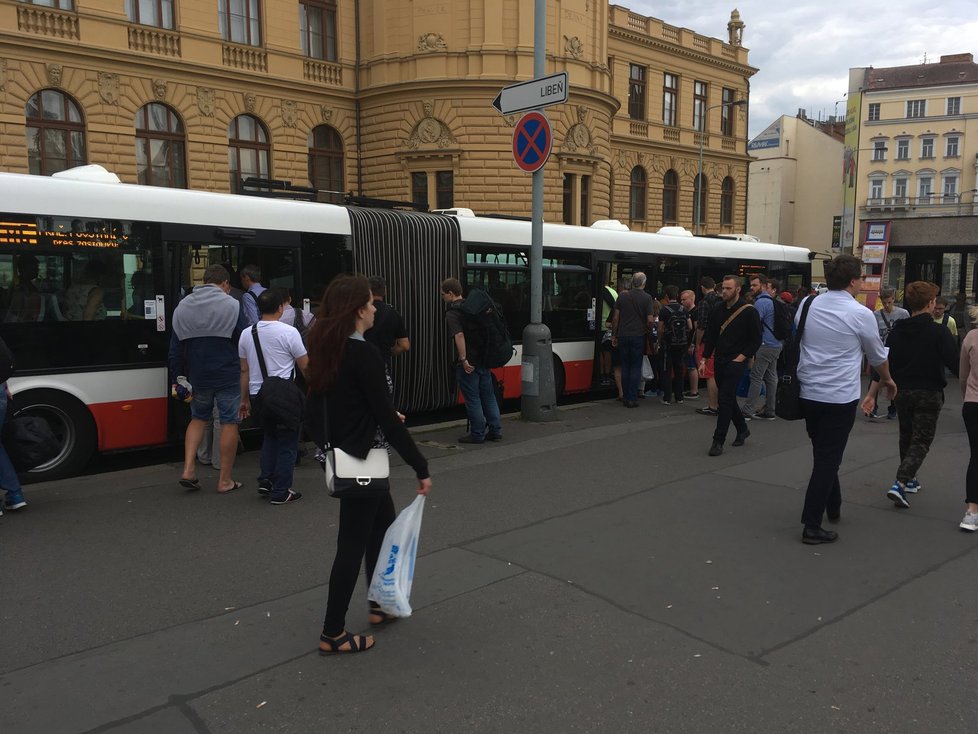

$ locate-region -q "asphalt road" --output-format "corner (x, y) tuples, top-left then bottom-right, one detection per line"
(2, 384), (976, 733)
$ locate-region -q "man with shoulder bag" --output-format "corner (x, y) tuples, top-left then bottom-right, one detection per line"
(238, 289), (309, 505)
(700, 275), (762, 456)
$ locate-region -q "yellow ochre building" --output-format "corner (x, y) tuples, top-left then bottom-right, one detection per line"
(0, 0), (755, 233)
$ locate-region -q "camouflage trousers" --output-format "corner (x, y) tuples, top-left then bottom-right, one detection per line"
(895, 389), (944, 485)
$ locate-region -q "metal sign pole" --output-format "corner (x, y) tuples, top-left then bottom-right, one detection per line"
(520, 0), (557, 422)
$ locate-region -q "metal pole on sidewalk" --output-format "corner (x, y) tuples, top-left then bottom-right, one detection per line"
(520, 0), (557, 422)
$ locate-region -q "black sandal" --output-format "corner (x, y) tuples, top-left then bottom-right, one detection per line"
(318, 631), (374, 655)
(368, 606), (396, 626)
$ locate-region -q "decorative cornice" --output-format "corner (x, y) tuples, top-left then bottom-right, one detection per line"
(608, 26), (757, 76)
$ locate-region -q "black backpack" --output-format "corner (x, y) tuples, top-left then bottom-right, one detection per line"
(663, 303), (689, 345)
(458, 289), (515, 369)
(0, 336), (13, 384)
(763, 295), (793, 341)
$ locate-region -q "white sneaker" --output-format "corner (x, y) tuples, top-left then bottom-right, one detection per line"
(960, 511), (978, 532)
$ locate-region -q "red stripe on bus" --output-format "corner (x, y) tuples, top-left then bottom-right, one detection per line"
(454, 359), (595, 403)
(89, 397), (169, 451)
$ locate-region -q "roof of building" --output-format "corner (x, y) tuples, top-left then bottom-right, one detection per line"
(864, 53), (978, 91)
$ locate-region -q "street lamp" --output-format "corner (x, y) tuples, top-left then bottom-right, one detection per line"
(695, 98), (747, 235)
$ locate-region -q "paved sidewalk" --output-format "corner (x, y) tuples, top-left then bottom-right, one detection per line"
(1, 385), (975, 733)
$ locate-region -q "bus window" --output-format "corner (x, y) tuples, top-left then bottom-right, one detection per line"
(545, 268), (594, 340)
(654, 256), (690, 296)
(465, 265), (528, 341)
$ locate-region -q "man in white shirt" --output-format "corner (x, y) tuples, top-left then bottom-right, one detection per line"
(796, 254), (897, 545)
(239, 289), (309, 505)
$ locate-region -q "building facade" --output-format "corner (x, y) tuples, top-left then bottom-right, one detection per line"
(0, 0), (755, 233)
(844, 53), (978, 309)
(747, 113), (843, 278)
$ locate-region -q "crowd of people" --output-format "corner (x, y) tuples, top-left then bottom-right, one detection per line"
(605, 255), (976, 545)
(3, 254), (976, 651)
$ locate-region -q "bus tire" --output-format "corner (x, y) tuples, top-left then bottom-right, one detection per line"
(552, 354), (566, 402)
(12, 389), (96, 483)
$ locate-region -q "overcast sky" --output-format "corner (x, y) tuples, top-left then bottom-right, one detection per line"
(625, 1), (978, 139)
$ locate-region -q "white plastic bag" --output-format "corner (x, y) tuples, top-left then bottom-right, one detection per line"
(367, 495), (425, 617)
(641, 355), (655, 381)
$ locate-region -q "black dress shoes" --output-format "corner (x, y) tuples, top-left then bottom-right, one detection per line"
(732, 429), (750, 446)
(708, 441), (723, 456)
(802, 526), (839, 544)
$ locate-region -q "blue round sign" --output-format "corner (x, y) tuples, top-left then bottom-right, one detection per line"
(512, 112), (552, 173)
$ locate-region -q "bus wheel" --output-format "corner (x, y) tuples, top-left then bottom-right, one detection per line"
(12, 389), (96, 483)
(552, 354), (566, 403)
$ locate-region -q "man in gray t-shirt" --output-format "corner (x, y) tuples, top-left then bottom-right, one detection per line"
(872, 288), (909, 419)
(611, 272), (655, 407)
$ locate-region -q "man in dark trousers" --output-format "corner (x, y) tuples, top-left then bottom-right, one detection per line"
(700, 275), (761, 456)
(611, 272), (655, 408)
(364, 276), (410, 380)
(658, 285), (693, 405)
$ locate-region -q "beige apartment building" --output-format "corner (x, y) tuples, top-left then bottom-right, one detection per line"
(0, 0), (754, 233)
(746, 113), (843, 278)
(844, 53), (978, 308)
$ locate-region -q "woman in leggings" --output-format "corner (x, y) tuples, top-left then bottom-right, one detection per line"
(959, 305), (978, 532)
(305, 275), (431, 653)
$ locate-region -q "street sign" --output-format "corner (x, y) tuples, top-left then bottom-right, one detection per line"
(512, 112), (552, 173)
(492, 72), (568, 116)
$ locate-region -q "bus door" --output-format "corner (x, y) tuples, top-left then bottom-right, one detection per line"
(594, 258), (656, 388)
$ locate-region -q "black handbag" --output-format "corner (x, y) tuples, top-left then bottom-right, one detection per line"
(775, 295), (816, 421)
(2, 413), (60, 472)
(251, 325), (305, 431)
(320, 395), (390, 498)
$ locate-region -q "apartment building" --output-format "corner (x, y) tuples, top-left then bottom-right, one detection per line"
(747, 113), (843, 278)
(0, 0), (754, 233)
(844, 53), (978, 304)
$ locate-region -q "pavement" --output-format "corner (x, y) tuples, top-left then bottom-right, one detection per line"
(1, 383), (977, 733)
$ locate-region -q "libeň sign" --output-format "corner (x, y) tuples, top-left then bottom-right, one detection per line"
(492, 72), (569, 116)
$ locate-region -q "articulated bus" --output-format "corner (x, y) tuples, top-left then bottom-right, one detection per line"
(0, 166), (812, 480)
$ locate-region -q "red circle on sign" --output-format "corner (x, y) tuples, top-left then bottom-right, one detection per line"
(512, 112), (552, 173)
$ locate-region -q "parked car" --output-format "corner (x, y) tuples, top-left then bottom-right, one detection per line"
(812, 282), (828, 294)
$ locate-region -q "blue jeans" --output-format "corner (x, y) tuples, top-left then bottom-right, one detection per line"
(456, 365), (501, 440)
(618, 336), (646, 402)
(0, 388), (23, 496)
(259, 421), (299, 498)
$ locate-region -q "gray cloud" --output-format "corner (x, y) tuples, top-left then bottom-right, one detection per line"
(623, 1), (977, 137)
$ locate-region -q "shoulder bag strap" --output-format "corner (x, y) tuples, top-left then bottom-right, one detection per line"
(795, 295), (816, 345)
(879, 309), (892, 330)
(719, 304), (752, 334)
(250, 324), (269, 380)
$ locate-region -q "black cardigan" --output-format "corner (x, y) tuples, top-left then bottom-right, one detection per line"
(306, 338), (429, 480)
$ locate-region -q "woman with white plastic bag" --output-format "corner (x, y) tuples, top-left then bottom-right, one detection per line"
(305, 275), (432, 655)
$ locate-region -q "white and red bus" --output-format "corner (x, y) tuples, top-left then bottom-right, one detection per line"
(0, 165), (812, 480)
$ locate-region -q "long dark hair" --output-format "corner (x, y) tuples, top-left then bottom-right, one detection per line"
(305, 274), (372, 392)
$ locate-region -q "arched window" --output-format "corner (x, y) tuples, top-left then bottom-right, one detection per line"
(308, 125), (344, 203)
(693, 173), (708, 232)
(25, 89), (86, 176)
(662, 169), (678, 225)
(629, 166), (647, 227)
(720, 177), (735, 226)
(227, 114), (270, 193)
(135, 103), (186, 188)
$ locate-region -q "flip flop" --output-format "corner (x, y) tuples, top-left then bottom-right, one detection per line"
(217, 481), (242, 494)
(179, 478), (201, 490)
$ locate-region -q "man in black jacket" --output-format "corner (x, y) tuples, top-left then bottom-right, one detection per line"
(862, 280), (958, 508)
(700, 275), (762, 456)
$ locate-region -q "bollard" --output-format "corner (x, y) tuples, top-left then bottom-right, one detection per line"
(520, 322), (557, 421)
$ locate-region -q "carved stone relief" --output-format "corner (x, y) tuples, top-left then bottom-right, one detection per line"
(406, 101), (456, 149)
(0, 59), (6, 92)
(418, 33), (447, 52)
(244, 93), (256, 113)
(564, 36), (584, 59)
(47, 64), (63, 87)
(197, 87), (216, 117)
(320, 106), (333, 123)
(152, 79), (167, 101)
(98, 72), (120, 105)
(281, 100), (298, 128)
(503, 114), (517, 127)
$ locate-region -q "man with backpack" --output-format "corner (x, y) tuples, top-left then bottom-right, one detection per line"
(742, 275), (789, 420)
(441, 277), (504, 444)
(365, 276), (410, 379)
(658, 285), (692, 405)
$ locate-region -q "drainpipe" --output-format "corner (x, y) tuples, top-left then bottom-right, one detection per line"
(354, 0), (363, 195)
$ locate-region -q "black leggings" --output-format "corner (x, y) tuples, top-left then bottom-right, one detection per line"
(964, 403), (978, 505)
(322, 492), (396, 637)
